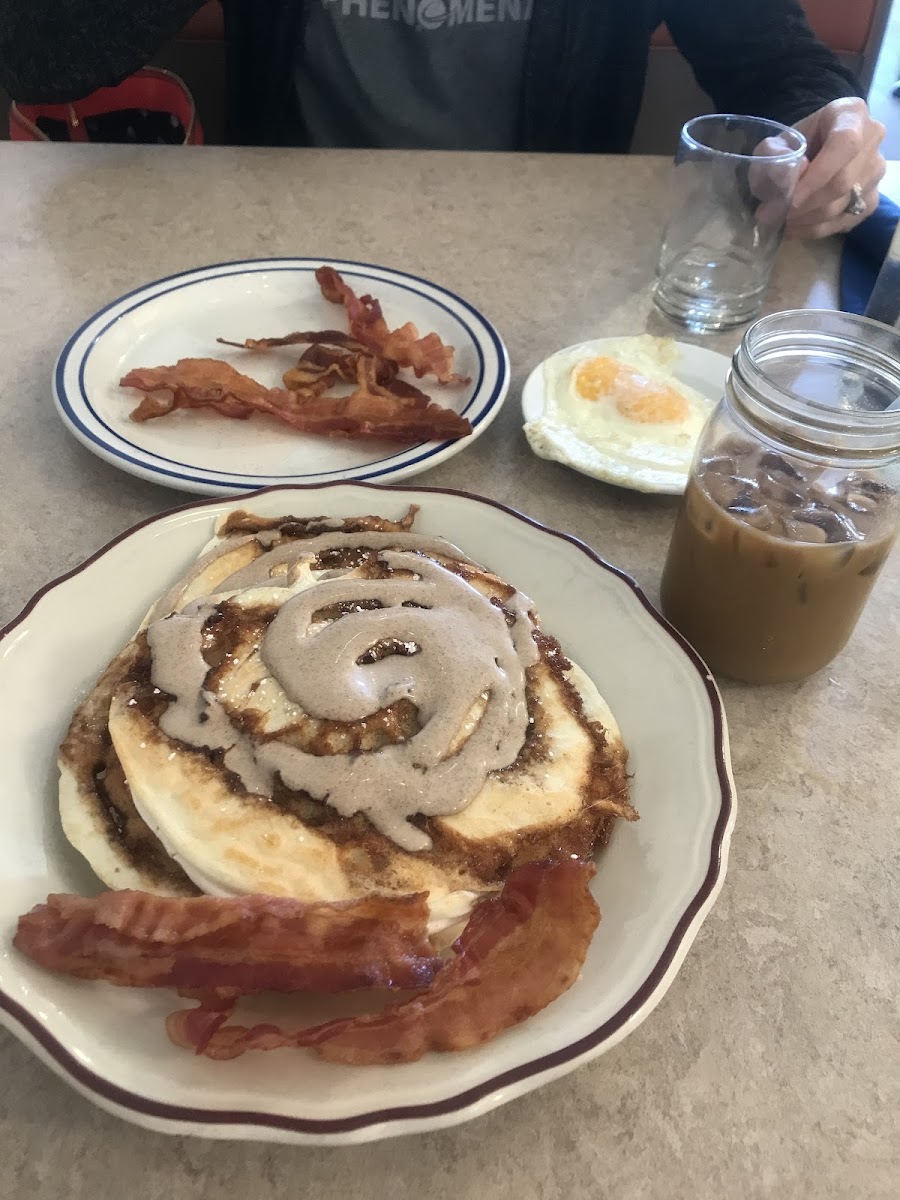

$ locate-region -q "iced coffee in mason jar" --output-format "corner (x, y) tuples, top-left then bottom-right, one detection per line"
(660, 311), (900, 684)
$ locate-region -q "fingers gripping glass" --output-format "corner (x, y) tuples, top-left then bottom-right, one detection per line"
(653, 115), (807, 334)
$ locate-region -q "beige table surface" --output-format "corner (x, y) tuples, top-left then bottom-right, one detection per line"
(0, 144), (897, 1200)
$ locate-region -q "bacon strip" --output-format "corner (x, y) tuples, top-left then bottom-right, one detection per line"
(282, 344), (397, 397)
(216, 330), (366, 353)
(316, 266), (470, 385)
(14, 890), (441, 994)
(120, 358), (280, 422)
(120, 357), (472, 443)
(249, 354), (470, 441)
(167, 859), (599, 1063)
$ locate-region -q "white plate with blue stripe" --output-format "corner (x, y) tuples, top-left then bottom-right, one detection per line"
(53, 258), (510, 496)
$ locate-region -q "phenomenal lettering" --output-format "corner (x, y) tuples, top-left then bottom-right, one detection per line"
(321, 0), (531, 28)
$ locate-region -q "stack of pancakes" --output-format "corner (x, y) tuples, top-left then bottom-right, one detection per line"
(59, 507), (634, 932)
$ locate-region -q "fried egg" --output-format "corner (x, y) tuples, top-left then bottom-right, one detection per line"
(524, 336), (716, 494)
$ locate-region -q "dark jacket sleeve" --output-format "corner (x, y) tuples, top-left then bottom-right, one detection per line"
(661, 0), (864, 128)
(0, 0), (204, 102)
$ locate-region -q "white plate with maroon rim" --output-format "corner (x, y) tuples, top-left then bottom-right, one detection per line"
(0, 483), (735, 1145)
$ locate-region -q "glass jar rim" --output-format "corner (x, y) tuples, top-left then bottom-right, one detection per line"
(682, 114), (807, 163)
(730, 309), (900, 466)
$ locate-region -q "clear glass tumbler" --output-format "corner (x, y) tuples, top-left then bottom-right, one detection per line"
(653, 115), (807, 333)
(660, 310), (900, 684)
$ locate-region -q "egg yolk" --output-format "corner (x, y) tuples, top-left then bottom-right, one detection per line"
(573, 356), (690, 424)
(572, 356), (621, 400)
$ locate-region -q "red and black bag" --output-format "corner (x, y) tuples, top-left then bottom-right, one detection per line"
(9, 66), (203, 145)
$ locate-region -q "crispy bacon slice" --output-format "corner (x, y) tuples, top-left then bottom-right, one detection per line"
(253, 397), (471, 443)
(244, 354), (469, 442)
(120, 358), (287, 422)
(120, 357), (472, 443)
(216, 330), (366, 353)
(167, 858), (599, 1063)
(316, 266), (470, 385)
(14, 890), (441, 994)
(262, 355), (471, 441)
(282, 344), (397, 398)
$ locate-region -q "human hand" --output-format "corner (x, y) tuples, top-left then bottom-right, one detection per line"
(749, 130), (807, 229)
(788, 98), (886, 239)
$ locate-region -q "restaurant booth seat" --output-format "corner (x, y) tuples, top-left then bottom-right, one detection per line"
(633, 0), (893, 152)
(2, 0), (893, 147)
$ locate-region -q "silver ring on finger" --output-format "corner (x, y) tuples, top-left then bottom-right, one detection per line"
(844, 183), (867, 217)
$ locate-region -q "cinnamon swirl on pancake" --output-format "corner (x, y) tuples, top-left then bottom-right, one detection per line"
(59, 507), (633, 930)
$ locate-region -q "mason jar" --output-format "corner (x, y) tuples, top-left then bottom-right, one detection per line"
(660, 310), (900, 684)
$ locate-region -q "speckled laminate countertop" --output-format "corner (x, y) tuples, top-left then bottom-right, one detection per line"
(0, 145), (896, 1200)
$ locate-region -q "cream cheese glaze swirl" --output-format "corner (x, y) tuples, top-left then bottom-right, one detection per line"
(145, 532), (539, 852)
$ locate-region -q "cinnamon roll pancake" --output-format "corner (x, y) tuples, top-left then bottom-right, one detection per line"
(59, 507), (634, 930)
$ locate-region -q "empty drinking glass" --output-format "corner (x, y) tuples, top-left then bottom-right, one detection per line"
(653, 114), (807, 333)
